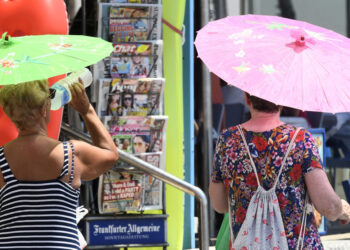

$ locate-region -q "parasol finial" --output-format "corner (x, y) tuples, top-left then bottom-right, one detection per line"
(290, 29), (314, 47)
(1, 32), (12, 45)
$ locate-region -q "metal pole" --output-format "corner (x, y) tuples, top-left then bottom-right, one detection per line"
(82, 0), (86, 35)
(347, 0), (350, 37)
(240, 0), (245, 14)
(214, 0), (227, 19)
(61, 123), (210, 250)
(248, 0), (253, 14)
(200, 0), (215, 240)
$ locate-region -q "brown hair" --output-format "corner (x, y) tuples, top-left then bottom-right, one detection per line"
(246, 93), (280, 113)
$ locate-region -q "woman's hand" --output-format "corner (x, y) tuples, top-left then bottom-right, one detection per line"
(68, 79), (90, 115)
(338, 199), (350, 224)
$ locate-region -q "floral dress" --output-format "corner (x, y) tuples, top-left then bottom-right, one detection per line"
(212, 124), (324, 249)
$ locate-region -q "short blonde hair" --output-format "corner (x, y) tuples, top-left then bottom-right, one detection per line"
(0, 79), (50, 130)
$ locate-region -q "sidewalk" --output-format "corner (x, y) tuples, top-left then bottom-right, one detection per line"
(321, 233), (350, 249)
(187, 234), (350, 250)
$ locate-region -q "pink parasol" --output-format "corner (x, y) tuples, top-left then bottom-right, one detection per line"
(195, 14), (350, 113)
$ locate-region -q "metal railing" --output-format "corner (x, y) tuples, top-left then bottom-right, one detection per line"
(61, 123), (210, 250)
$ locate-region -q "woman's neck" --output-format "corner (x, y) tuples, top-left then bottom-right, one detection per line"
(18, 126), (47, 137)
(241, 110), (284, 132)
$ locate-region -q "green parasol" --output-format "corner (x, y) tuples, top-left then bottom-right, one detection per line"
(0, 32), (113, 85)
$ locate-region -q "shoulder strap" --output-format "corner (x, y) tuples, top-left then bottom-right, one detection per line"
(0, 147), (16, 183)
(67, 141), (75, 185)
(58, 141), (75, 185)
(59, 142), (69, 178)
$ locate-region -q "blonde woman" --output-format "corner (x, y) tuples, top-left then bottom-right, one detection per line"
(0, 80), (118, 249)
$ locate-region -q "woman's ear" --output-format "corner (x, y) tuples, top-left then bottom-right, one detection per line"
(244, 92), (251, 106)
(40, 101), (49, 118)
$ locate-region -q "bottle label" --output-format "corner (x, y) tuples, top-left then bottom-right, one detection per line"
(52, 83), (70, 106)
(61, 85), (70, 105)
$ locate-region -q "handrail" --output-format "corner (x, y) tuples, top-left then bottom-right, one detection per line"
(61, 123), (209, 250)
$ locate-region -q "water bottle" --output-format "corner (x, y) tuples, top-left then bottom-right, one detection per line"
(50, 68), (92, 110)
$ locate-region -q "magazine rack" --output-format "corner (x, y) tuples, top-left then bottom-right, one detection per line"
(82, 1), (168, 249)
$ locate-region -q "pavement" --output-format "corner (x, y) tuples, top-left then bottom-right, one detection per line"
(187, 220), (350, 249)
(321, 234), (350, 249)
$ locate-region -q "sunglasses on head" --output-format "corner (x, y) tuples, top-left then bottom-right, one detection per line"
(49, 88), (56, 99)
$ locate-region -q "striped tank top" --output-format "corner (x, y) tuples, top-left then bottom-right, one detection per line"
(0, 141), (80, 249)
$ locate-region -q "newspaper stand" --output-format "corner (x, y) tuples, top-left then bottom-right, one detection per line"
(82, 1), (168, 248)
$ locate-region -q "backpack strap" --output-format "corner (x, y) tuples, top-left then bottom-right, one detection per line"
(237, 125), (261, 187)
(272, 127), (300, 189)
(237, 126), (300, 190)
(296, 193), (311, 249)
(228, 197), (234, 245)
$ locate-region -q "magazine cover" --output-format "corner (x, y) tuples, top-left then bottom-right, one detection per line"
(112, 41), (162, 57)
(111, 134), (133, 153)
(110, 41), (162, 79)
(97, 3), (162, 42)
(98, 153), (163, 212)
(102, 115), (168, 154)
(138, 153), (162, 210)
(92, 41), (163, 101)
(142, 173), (162, 210)
(96, 78), (165, 116)
(91, 57), (111, 103)
(109, 116), (168, 153)
(98, 170), (144, 213)
(110, 56), (148, 79)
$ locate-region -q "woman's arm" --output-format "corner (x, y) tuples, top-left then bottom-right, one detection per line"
(305, 168), (347, 221)
(68, 82), (119, 181)
(209, 181), (228, 213)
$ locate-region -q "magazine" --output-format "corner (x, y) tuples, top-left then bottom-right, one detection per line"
(97, 3), (162, 42)
(98, 170), (144, 213)
(91, 57), (111, 103)
(96, 78), (165, 117)
(92, 41), (163, 102)
(137, 153), (162, 210)
(98, 152), (163, 213)
(112, 41), (162, 57)
(142, 173), (162, 210)
(103, 115), (168, 154)
(111, 134), (133, 153)
(110, 41), (162, 79)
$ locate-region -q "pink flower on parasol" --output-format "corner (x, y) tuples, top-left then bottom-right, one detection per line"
(195, 14), (350, 113)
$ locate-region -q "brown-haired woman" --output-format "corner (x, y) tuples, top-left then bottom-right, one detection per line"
(210, 93), (350, 249)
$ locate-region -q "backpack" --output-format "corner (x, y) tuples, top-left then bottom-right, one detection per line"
(229, 126), (309, 250)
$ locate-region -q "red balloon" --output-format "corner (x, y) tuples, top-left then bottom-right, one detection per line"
(0, 0), (68, 36)
(0, 0), (69, 145)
